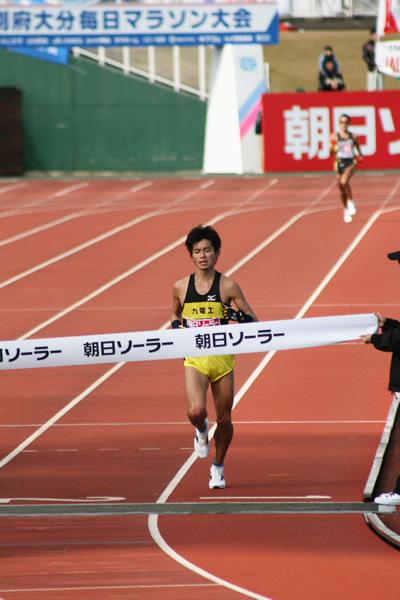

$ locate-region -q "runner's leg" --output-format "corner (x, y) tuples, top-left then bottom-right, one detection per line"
(211, 371), (234, 465)
(184, 366), (209, 430)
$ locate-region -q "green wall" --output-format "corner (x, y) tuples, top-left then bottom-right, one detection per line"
(0, 50), (207, 172)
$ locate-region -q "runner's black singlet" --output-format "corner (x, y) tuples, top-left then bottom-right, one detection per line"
(335, 132), (357, 174)
(181, 271), (234, 382)
(182, 271), (228, 327)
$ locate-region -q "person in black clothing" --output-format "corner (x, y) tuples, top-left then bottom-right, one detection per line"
(362, 29), (384, 91)
(363, 29), (377, 73)
(319, 59), (345, 91)
(361, 250), (400, 505)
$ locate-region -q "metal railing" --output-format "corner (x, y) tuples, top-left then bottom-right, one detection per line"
(72, 45), (210, 100)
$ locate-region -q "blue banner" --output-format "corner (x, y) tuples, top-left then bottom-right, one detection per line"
(0, 3), (279, 48)
(10, 0), (68, 63)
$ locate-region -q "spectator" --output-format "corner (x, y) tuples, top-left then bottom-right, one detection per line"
(363, 29), (384, 91)
(319, 59), (345, 92)
(363, 29), (377, 73)
(318, 46), (341, 75)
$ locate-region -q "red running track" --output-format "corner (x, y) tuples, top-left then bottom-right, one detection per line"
(0, 174), (399, 599)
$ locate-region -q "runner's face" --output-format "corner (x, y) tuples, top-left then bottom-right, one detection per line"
(339, 117), (350, 133)
(191, 239), (218, 270)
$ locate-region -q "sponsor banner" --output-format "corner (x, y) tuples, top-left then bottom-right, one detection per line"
(376, 40), (400, 79)
(0, 2), (279, 48)
(262, 91), (400, 172)
(0, 314), (377, 370)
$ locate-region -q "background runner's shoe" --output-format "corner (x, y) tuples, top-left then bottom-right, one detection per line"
(194, 418), (209, 458)
(374, 491), (400, 505)
(209, 464), (226, 489)
(343, 208), (352, 223)
(347, 200), (356, 216)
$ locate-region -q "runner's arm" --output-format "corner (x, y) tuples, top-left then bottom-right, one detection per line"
(352, 133), (364, 161)
(171, 281), (184, 327)
(223, 278), (258, 322)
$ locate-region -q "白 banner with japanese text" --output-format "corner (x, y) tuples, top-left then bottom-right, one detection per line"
(262, 91), (400, 172)
(0, 314), (377, 370)
(0, 2), (279, 48)
(376, 40), (400, 80)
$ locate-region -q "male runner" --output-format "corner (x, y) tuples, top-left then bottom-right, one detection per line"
(171, 225), (257, 489)
(329, 114), (363, 224)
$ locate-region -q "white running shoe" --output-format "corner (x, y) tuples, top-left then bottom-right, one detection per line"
(209, 464), (226, 489)
(194, 418), (210, 458)
(374, 491), (400, 505)
(347, 199), (356, 216)
(343, 209), (352, 223)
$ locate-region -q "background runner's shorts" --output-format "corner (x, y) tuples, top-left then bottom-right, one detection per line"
(336, 158), (356, 175)
(184, 354), (235, 383)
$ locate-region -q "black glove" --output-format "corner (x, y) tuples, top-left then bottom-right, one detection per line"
(222, 304), (253, 323)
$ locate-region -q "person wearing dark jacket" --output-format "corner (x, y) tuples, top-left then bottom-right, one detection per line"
(319, 59), (345, 91)
(361, 250), (400, 505)
(362, 29), (384, 91)
(363, 29), (377, 73)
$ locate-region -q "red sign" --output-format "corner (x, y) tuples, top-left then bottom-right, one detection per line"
(262, 91), (400, 172)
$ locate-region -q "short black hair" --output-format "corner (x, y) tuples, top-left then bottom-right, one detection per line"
(340, 113), (351, 123)
(185, 225), (221, 256)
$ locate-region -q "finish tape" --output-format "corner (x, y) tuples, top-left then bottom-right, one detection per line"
(0, 314), (377, 371)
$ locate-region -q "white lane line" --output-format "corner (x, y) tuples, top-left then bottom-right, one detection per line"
(0, 212), (91, 247)
(0, 496), (125, 504)
(114, 180), (153, 198)
(0, 182), (90, 216)
(0, 584), (218, 593)
(51, 182), (90, 198)
(0, 420), (385, 428)
(0, 183), (26, 194)
(199, 496), (332, 501)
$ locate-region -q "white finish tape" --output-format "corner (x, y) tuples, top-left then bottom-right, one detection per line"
(0, 314), (377, 371)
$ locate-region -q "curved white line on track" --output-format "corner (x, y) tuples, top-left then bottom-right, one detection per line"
(148, 513), (274, 600)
